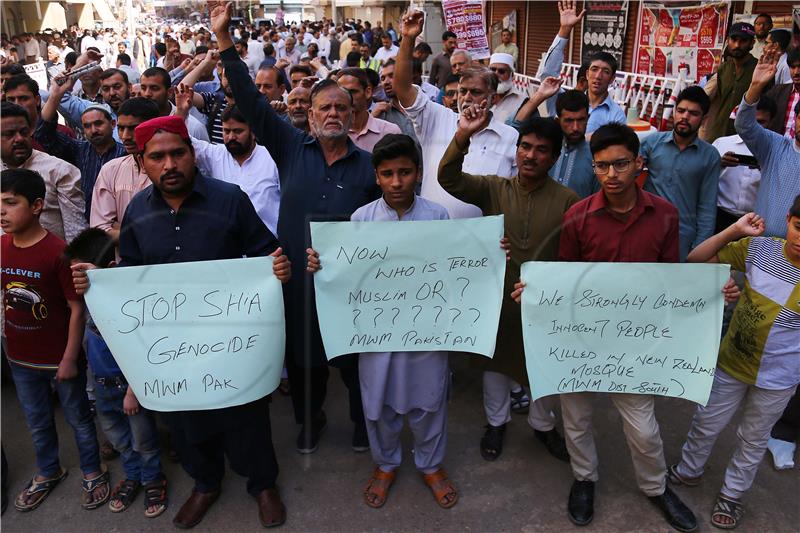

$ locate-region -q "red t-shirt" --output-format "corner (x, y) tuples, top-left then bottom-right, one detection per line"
(2, 232), (81, 369)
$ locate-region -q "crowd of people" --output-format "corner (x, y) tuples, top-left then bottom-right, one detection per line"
(1, 1), (798, 531)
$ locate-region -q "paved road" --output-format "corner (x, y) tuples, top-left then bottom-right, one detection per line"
(1, 358), (798, 532)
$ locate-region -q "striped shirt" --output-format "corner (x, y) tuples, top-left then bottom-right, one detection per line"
(735, 96), (800, 238)
(717, 237), (800, 389)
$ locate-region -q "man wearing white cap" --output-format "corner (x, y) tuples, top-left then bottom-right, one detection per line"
(489, 52), (526, 123)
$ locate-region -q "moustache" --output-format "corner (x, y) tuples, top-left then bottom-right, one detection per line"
(160, 171), (184, 182)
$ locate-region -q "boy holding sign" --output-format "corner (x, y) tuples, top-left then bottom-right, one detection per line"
(670, 197), (800, 529)
(307, 134), (458, 509)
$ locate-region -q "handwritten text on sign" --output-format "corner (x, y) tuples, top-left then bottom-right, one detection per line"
(311, 216), (505, 359)
(521, 262), (728, 406)
(85, 258), (285, 411)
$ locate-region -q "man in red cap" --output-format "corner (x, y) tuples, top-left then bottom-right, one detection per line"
(73, 115), (292, 529)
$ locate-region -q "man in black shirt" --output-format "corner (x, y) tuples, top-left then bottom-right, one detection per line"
(73, 115), (291, 529)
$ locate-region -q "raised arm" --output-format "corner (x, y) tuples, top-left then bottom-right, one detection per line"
(537, 1), (585, 117)
(736, 51), (782, 164)
(395, 9), (425, 109)
(179, 51), (220, 110)
(438, 103), (494, 209)
(687, 212), (765, 264)
(210, 0), (300, 162)
(37, 72), (80, 164)
(508, 76), (564, 129)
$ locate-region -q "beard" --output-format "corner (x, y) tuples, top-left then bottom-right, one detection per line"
(497, 79), (513, 95)
(673, 121), (699, 138)
(290, 114), (308, 130)
(225, 139), (250, 156)
(311, 116), (351, 140)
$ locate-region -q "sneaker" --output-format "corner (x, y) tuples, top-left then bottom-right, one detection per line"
(297, 411), (327, 454)
(767, 437), (796, 470)
(510, 388), (530, 414)
(352, 423), (370, 452)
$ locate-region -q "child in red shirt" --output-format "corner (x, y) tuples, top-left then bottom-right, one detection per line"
(1, 168), (108, 512)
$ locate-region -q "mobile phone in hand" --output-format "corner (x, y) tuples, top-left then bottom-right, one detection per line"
(734, 154), (759, 169)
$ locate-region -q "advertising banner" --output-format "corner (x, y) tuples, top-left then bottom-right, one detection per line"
(635, 1), (730, 81)
(581, 1), (630, 66)
(443, 0), (491, 60)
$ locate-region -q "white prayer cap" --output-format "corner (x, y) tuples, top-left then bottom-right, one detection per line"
(489, 52), (514, 69)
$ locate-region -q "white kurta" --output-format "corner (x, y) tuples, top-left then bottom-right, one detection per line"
(402, 86), (519, 219)
(351, 196), (451, 472)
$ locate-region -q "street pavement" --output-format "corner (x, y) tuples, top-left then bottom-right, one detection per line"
(1, 357), (798, 532)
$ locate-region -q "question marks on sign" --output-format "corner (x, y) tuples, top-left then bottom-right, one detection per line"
(412, 305), (423, 324)
(457, 277), (470, 300)
(469, 307), (480, 325)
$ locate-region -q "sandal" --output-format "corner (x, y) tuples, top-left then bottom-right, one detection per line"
(711, 494), (744, 529)
(667, 464), (702, 487)
(81, 466), (111, 510)
(14, 469), (68, 512)
(143, 478), (168, 518)
(480, 424), (506, 461)
(510, 388), (530, 414)
(108, 479), (141, 513)
(422, 468), (458, 509)
(363, 468), (396, 508)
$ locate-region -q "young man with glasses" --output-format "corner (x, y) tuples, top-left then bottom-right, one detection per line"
(517, 123), (697, 532)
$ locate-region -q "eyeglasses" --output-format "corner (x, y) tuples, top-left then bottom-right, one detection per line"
(490, 67), (510, 75)
(592, 159), (633, 174)
(444, 90), (457, 97)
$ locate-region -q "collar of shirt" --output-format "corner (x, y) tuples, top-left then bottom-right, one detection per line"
(302, 134), (363, 160)
(377, 194), (417, 219)
(586, 184), (653, 217)
(660, 131), (701, 150)
(481, 115), (509, 137)
(353, 115), (383, 137)
(591, 92), (615, 111)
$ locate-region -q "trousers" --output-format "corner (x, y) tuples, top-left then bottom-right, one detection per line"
(483, 370), (557, 431)
(676, 369), (796, 499)
(366, 403), (447, 475)
(561, 392), (666, 496)
(168, 397), (278, 496)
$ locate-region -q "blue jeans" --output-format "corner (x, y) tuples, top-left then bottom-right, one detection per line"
(94, 380), (163, 484)
(9, 363), (101, 478)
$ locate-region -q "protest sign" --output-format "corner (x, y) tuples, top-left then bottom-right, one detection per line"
(581, 1), (630, 66)
(443, 0), (491, 60)
(634, 1), (730, 81)
(311, 216), (505, 359)
(85, 257), (285, 412)
(521, 262), (728, 406)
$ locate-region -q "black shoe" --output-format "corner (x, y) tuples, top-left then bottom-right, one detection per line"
(534, 428), (570, 462)
(480, 424), (506, 461)
(648, 486), (698, 532)
(352, 423), (370, 452)
(568, 479), (595, 526)
(297, 411), (327, 454)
